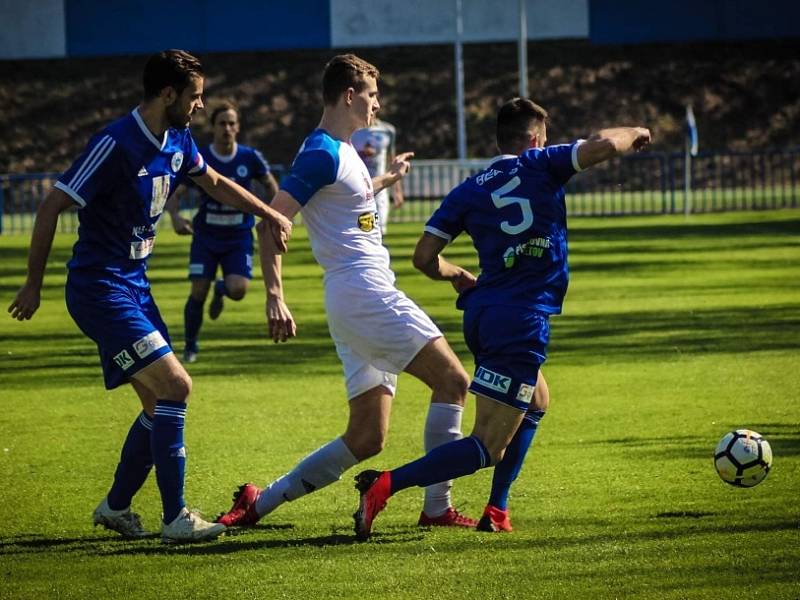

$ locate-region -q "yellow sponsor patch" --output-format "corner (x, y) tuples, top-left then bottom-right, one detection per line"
(358, 211), (377, 232)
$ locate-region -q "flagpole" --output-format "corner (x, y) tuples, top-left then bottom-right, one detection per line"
(455, 0), (467, 160)
(684, 105), (698, 217)
(518, 0), (528, 98)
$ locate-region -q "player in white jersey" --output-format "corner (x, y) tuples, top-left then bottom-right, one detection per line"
(351, 118), (405, 234)
(217, 54), (477, 530)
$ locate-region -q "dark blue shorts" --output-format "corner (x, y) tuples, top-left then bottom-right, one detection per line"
(188, 229), (253, 280)
(463, 305), (550, 411)
(66, 272), (172, 390)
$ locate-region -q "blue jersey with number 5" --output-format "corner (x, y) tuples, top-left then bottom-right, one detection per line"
(425, 142), (583, 314)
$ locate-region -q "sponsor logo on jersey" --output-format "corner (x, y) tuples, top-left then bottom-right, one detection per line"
(516, 383), (534, 405)
(236, 165), (248, 178)
(137, 166), (149, 177)
(357, 211), (378, 232)
(171, 151), (184, 172)
(474, 367), (511, 394)
(476, 168), (502, 186)
(150, 174), (170, 217)
(503, 237), (551, 268)
(132, 330), (168, 359)
(113, 349), (135, 371)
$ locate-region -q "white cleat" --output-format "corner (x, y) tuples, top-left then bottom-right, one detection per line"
(161, 507), (226, 544)
(93, 497), (150, 538)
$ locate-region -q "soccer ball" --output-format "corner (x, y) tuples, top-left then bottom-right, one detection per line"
(714, 429), (772, 487)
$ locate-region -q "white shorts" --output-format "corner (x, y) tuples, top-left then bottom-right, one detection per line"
(324, 267), (442, 399)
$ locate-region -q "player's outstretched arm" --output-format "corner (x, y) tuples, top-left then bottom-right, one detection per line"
(413, 232), (477, 294)
(257, 191), (300, 343)
(373, 151), (414, 194)
(8, 188), (75, 320)
(193, 165), (291, 252)
(576, 127), (651, 170)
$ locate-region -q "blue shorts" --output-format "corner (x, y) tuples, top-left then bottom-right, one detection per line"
(188, 229), (253, 280)
(66, 272), (173, 390)
(463, 305), (550, 411)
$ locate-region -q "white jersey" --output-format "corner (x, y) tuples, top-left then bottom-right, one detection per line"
(281, 128), (390, 277)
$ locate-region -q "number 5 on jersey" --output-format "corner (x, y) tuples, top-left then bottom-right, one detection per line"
(491, 176), (533, 235)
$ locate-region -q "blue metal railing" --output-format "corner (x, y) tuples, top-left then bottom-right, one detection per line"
(1, 149), (798, 234)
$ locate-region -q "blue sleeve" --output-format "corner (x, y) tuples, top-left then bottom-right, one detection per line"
(280, 148), (338, 205)
(252, 149), (270, 177)
(54, 133), (119, 208)
(185, 134), (207, 179)
(523, 143), (581, 186)
(424, 187), (467, 243)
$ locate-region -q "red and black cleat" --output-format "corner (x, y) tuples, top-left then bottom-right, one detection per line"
(215, 483), (262, 527)
(418, 506), (478, 528)
(353, 470), (391, 541)
(476, 505), (513, 532)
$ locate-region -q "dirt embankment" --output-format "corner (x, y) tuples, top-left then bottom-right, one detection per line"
(0, 39), (798, 173)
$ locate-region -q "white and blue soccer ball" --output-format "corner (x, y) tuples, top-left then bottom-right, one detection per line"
(714, 429), (772, 487)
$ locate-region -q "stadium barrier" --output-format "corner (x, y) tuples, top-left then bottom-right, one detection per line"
(1, 149), (798, 234)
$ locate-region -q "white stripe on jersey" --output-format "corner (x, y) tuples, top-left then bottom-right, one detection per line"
(254, 149), (270, 172)
(68, 135), (116, 192)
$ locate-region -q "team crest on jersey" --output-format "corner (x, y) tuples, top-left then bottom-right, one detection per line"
(236, 165), (248, 177)
(357, 211), (378, 232)
(171, 151), (184, 172)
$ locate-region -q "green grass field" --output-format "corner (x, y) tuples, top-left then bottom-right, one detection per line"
(1, 210), (798, 599)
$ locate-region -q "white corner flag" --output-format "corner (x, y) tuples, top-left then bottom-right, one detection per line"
(686, 105), (698, 157)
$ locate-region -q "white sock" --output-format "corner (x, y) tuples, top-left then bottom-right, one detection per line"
(423, 402), (464, 517)
(255, 437), (359, 517)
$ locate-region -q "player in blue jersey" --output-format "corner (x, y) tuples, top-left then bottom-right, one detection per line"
(8, 50), (291, 544)
(167, 100), (279, 363)
(352, 97), (651, 539)
(217, 54), (478, 531)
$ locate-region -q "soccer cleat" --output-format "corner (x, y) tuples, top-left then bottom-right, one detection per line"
(418, 507), (478, 528)
(208, 286), (224, 320)
(215, 483), (262, 527)
(92, 497), (150, 538)
(476, 505), (513, 532)
(182, 349), (198, 363)
(161, 507), (226, 544)
(353, 470), (391, 541)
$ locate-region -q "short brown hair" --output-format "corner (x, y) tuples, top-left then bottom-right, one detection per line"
(143, 49), (204, 100)
(322, 54), (379, 106)
(210, 100), (239, 125)
(497, 97), (548, 152)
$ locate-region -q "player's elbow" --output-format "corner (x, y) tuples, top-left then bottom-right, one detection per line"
(412, 247), (436, 274)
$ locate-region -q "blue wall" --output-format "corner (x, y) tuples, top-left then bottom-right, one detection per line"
(589, 0), (800, 44)
(65, 0), (331, 57)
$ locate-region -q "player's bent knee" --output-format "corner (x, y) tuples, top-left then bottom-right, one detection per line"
(162, 373), (192, 402)
(346, 434), (386, 461)
(228, 286), (247, 301)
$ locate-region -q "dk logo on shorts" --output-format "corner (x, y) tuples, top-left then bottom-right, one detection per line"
(357, 211), (378, 232)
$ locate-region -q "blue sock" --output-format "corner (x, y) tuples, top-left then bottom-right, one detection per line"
(489, 409), (545, 510)
(214, 279), (229, 299)
(184, 296), (203, 351)
(390, 436), (490, 494)
(106, 411), (154, 510)
(152, 400), (187, 524)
